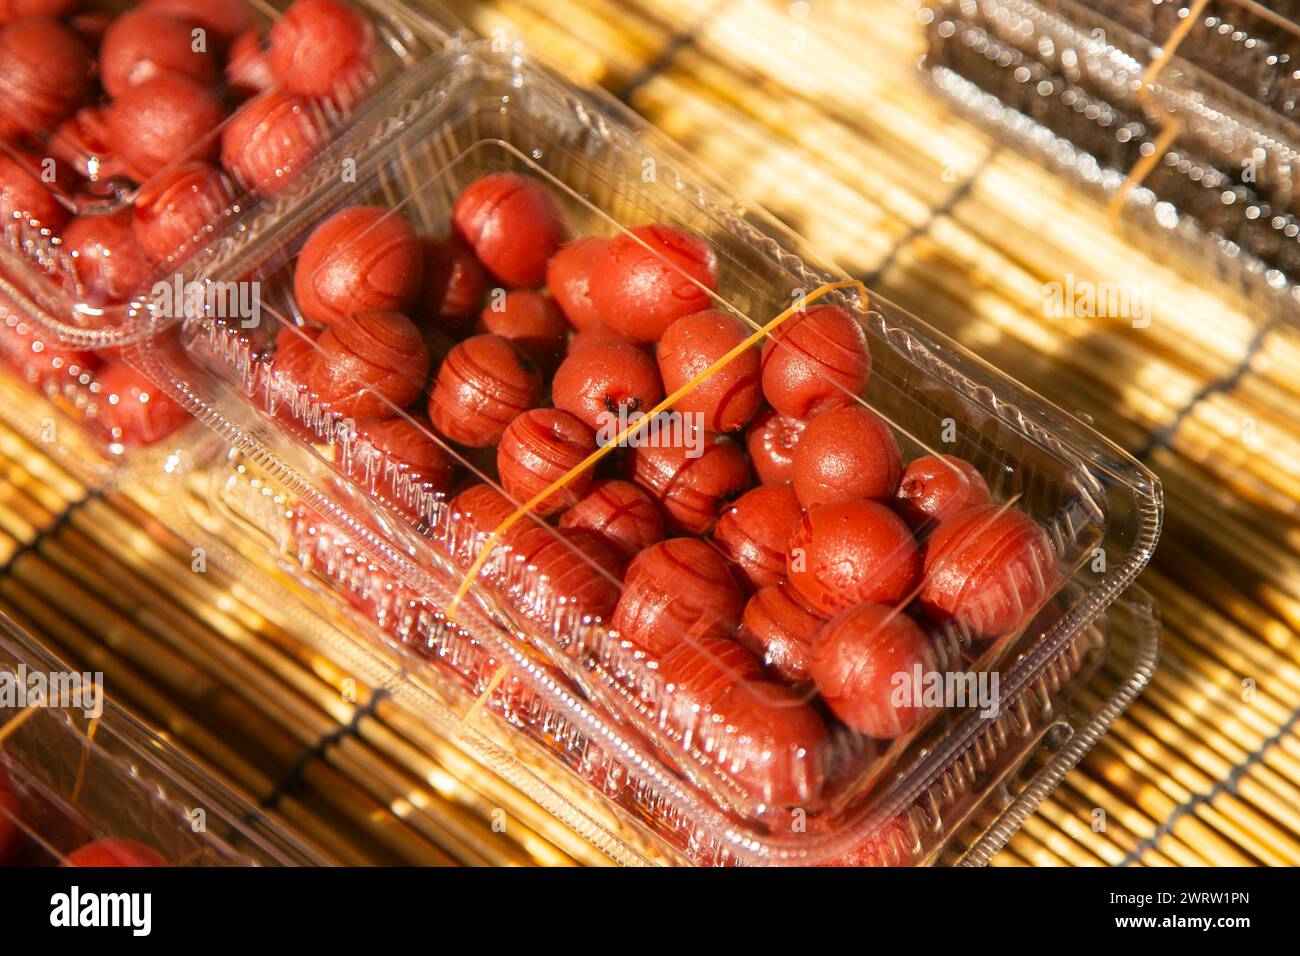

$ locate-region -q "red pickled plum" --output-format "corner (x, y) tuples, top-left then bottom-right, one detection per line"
(294, 206), (423, 326)
(810, 602), (934, 739)
(132, 162), (232, 263)
(552, 337), (663, 433)
(612, 538), (745, 657)
(739, 583), (823, 684)
(221, 90), (323, 194)
(919, 505), (1058, 639)
(588, 224), (718, 342)
(559, 479), (664, 562)
(307, 309), (429, 420)
(451, 173), (567, 287)
(793, 405), (902, 509)
(714, 481), (802, 590)
(657, 309), (762, 432)
(496, 408), (596, 515)
(761, 305), (870, 419)
(99, 8), (218, 98)
(894, 454), (991, 529)
(745, 408), (805, 485)
(427, 334), (542, 447)
(628, 427), (751, 535)
(787, 499), (920, 615)
(546, 236), (608, 331)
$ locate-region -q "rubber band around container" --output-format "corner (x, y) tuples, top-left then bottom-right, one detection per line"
(444, 278), (872, 623)
(1106, 0), (1208, 219)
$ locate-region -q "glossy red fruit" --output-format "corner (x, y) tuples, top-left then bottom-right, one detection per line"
(225, 29), (275, 98)
(787, 499), (920, 616)
(0, 151), (67, 231)
(811, 603), (935, 738)
(919, 505), (1058, 639)
(894, 454), (991, 529)
(627, 428), (750, 535)
(307, 310), (429, 420)
(745, 408), (805, 485)
(761, 305), (870, 419)
(294, 206), (423, 326)
(49, 107), (125, 188)
(427, 334), (542, 447)
(60, 212), (152, 306)
(0, 18), (92, 138)
(710, 681), (828, 806)
(496, 408), (596, 515)
(587, 224), (717, 342)
(0, 1), (82, 23)
(99, 8), (218, 98)
(145, 0), (258, 46)
(418, 237), (488, 331)
(0, 768), (23, 864)
(552, 337), (663, 433)
(657, 309), (761, 433)
(657, 634), (761, 719)
(268, 0), (374, 99)
(559, 479), (664, 562)
(714, 482), (802, 590)
(793, 405), (902, 509)
(221, 90), (323, 194)
(90, 361), (190, 446)
(358, 415), (455, 495)
(451, 173), (567, 287)
(107, 75), (224, 181)
(513, 525), (623, 622)
(132, 162), (232, 264)
(612, 538), (745, 657)
(739, 583), (823, 684)
(480, 289), (568, 373)
(63, 837), (169, 867)
(546, 236), (608, 330)
(565, 322), (627, 355)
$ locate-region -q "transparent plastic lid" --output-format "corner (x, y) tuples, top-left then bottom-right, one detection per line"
(124, 39), (1162, 864)
(923, 0), (1300, 319)
(0, 612), (326, 866)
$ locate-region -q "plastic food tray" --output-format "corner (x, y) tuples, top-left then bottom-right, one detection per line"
(921, 0), (1300, 326)
(156, 435), (1160, 866)
(122, 36), (1162, 865)
(0, 0), (451, 462)
(0, 612), (325, 866)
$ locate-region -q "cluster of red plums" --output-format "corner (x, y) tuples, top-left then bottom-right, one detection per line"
(271, 171), (1061, 810)
(0, 0), (379, 447)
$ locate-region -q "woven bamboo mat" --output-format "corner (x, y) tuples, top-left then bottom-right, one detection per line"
(1, 0), (1298, 866)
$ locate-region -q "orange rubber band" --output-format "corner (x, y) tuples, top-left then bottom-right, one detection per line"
(445, 278), (870, 622)
(1107, 0), (1210, 219)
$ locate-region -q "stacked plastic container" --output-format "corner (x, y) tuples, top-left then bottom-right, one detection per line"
(99, 30), (1162, 865)
(0, 0), (449, 475)
(0, 614), (325, 866)
(922, 0), (1300, 324)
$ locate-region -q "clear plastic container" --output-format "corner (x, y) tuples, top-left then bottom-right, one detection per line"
(125, 38), (1162, 865)
(922, 0), (1300, 323)
(0, 612), (326, 866)
(158, 436), (1160, 866)
(0, 0), (452, 460)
